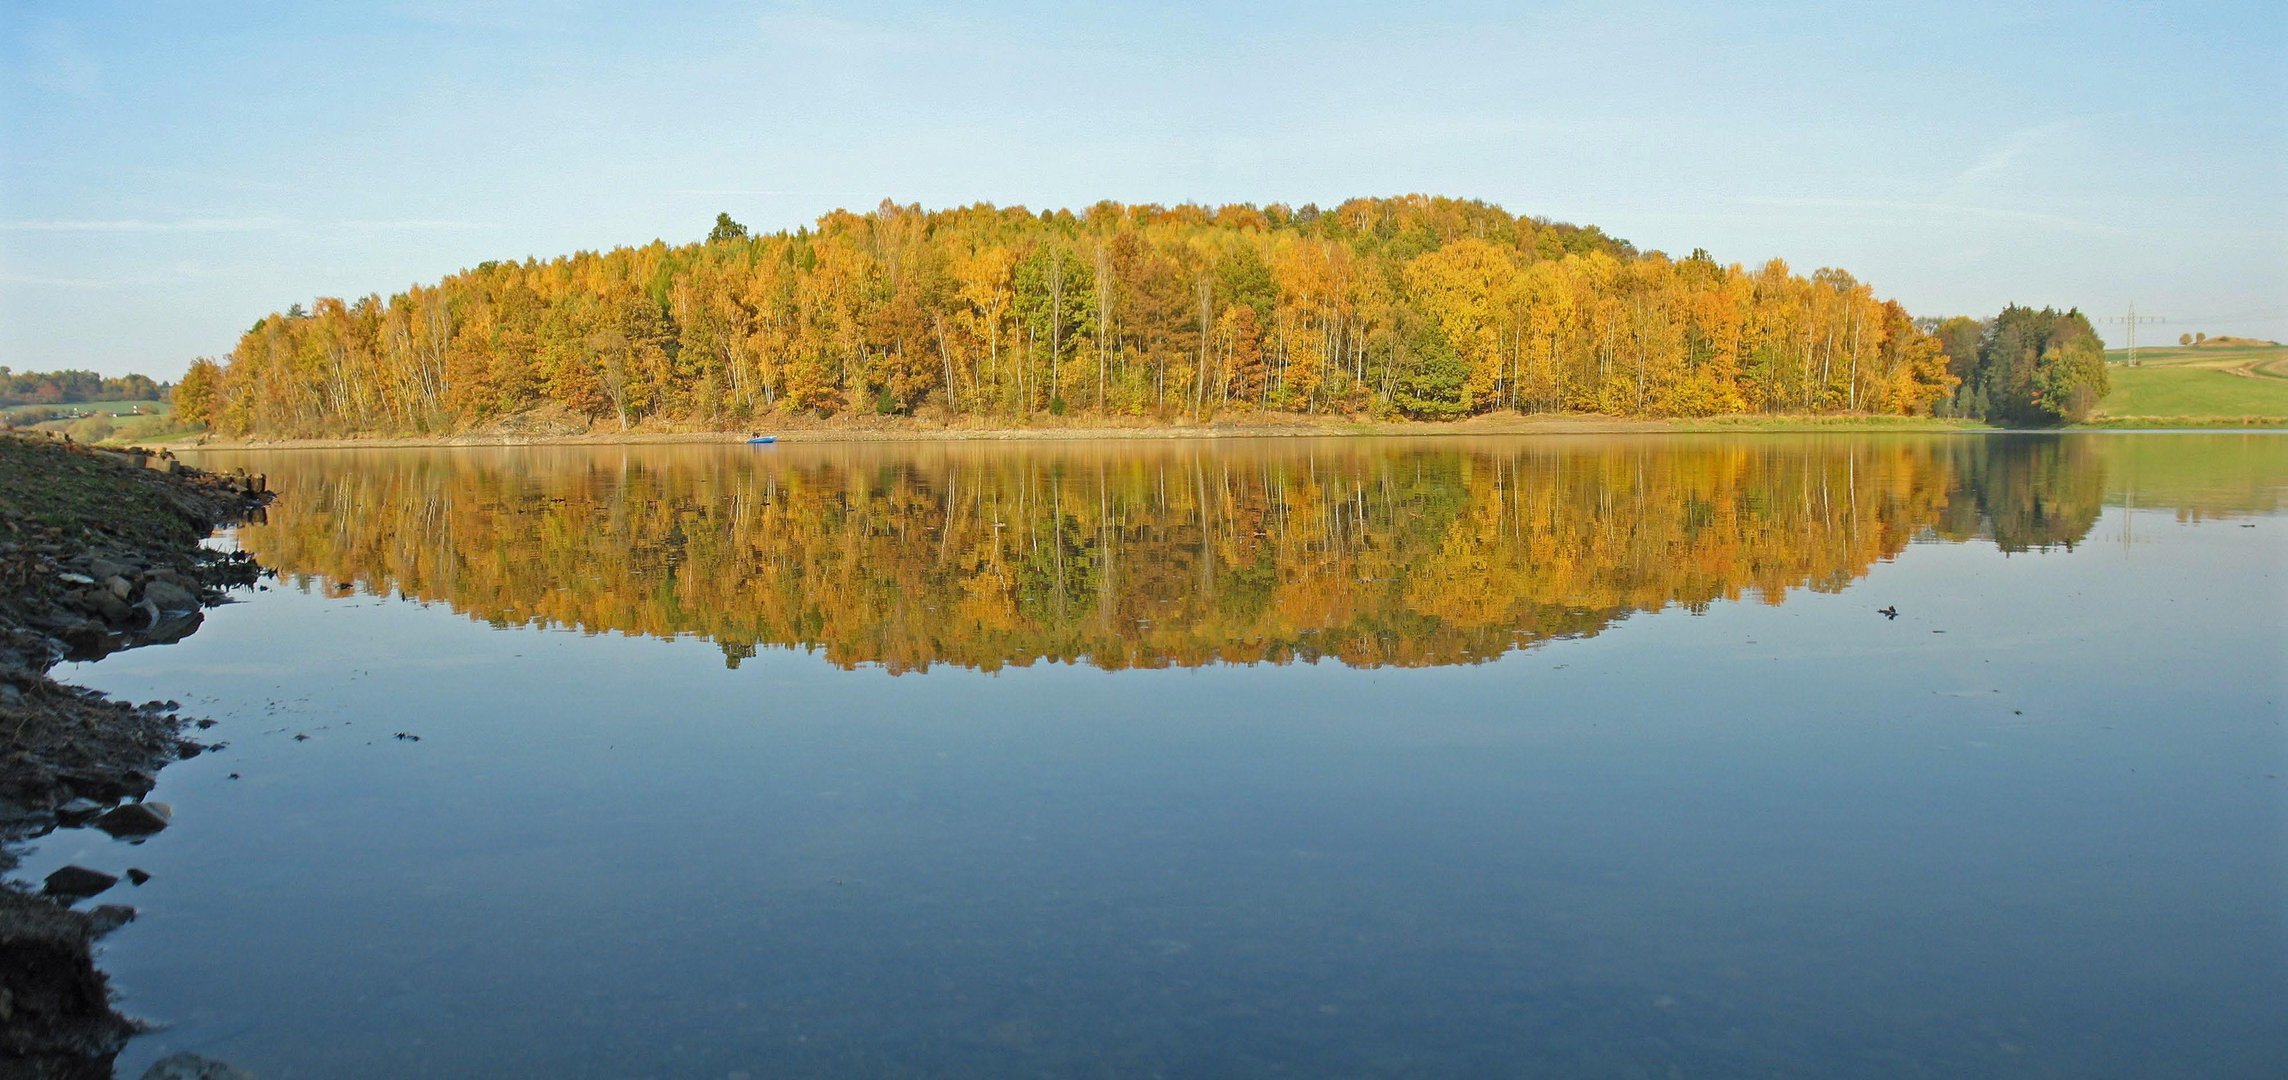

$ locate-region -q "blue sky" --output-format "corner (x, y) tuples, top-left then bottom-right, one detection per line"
(3, 0), (2282, 379)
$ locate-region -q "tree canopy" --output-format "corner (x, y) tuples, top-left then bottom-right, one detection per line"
(183, 195), (1963, 436)
(1932, 305), (2109, 424)
(0, 368), (166, 407)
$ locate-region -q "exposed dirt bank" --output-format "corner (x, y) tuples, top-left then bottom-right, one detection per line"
(0, 434), (270, 1078)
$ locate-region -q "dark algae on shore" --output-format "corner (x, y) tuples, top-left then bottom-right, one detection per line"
(0, 434), (269, 1079)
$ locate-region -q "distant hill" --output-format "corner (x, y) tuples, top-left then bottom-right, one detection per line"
(2189, 336), (2279, 348)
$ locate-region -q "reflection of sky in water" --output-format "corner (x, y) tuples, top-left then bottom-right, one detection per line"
(26, 435), (2288, 1078)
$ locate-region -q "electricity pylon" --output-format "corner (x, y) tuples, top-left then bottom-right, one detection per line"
(2104, 304), (2167, 366)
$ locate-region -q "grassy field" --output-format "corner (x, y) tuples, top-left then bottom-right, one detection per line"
(2096, 341), (2288, 424)
(0, 399), (199, 445)
(1, 398), (170, 422)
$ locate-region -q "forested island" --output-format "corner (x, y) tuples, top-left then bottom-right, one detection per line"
(172, 196), (2110, 438)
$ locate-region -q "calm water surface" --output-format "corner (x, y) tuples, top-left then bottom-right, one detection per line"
(26, 433), (2287, 1078)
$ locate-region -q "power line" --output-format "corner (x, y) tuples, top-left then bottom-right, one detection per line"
(2161, 307), (2288, 325)
(2103, 303), (2167, 366)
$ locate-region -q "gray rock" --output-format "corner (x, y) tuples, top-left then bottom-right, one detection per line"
(58, 768), (154, 802)
(139, 1053), (257, 1080)
(143, 577), (199, 612)
(94, 800), (171, 837)
(87, 588), (133, 625)
(56, 797), (107, 825)
(106, 575), (134, 600)
(44, 864), (119, 899)
(87, 903), (137, 936)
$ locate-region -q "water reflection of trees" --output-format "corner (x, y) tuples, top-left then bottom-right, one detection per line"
(231, 438), (2110, 672)
(1931, 436), (2105, 553)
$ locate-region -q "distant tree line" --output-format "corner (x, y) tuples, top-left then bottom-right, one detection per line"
(175, 196), (1964, 436)
(0, 368), (167, 407)
(1927, 306), (2110, 424)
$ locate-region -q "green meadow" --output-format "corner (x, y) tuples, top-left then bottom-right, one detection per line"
(0, 399), (189, 444)
(2095, 342), (2288, 424)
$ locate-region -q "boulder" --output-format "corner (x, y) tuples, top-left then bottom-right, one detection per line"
(86, 589), (133, 625)
(56, 768), (155, 803)
(87, 903), (137, 937)
(55, 797), (106, 825)
(142, 577), (199, 613)
(43, 865), (118, 900)
(140, 1053), (257, 1080)
(93, 800), (170, 837)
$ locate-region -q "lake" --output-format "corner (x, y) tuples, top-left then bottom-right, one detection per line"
(26, 432), (2288, 1078)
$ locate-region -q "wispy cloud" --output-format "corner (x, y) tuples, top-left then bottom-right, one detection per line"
(755, 6), (936, 60)
(335, 219), (502, 231)
(0, 218), (501, 233)
(18, 21), (100, 99)
(666, 189), (869, 198)
(0, 273), (122, 288)
(390, 0), (564, 33)
(0, 267), (224, 288)
(0, 218), (292, 233)
(1943, 117), (2115, 195)
(1736, 196), (2123, 237)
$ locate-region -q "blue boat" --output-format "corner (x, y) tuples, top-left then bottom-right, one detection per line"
(746, 435), (777, 445)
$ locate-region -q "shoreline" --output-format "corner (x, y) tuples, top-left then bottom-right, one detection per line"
(147, 411), (2288, 453)
(0, 434), (271, 1076)
(156, 412), (2029, 451)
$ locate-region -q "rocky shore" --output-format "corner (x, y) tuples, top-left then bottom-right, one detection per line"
(1, 433), (270, 1078)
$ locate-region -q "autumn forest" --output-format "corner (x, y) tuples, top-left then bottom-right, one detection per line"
(167, 196), (2088, 438)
